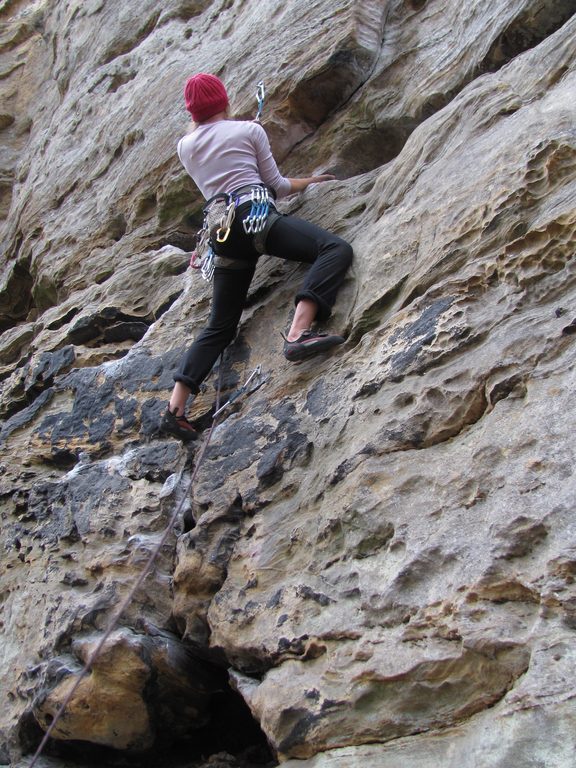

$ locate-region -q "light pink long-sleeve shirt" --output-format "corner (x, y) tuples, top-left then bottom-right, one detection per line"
(177, 119), (292, 201)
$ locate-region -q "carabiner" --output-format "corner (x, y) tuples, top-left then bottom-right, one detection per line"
(216, 226), (230, 243)
(201, 248), (215, 281)
(255, 81), (265, 122)
(216, 200), (236, 242)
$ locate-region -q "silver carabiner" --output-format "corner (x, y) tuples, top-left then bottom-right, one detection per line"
(201, 248), (215, 281)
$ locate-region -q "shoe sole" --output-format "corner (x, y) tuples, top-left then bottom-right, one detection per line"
(160, 426), (199, 443)
(160, 416), (199, 443)
(284, 337), (344, 362)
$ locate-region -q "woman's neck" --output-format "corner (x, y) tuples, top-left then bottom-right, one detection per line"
(199, 111), (228, 125)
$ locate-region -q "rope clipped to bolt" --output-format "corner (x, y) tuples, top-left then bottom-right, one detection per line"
(254, 81), (265, 122)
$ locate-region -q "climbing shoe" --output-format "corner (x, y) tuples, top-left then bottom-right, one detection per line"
(283, 330), (345, 362)
(160, 407), (199, 443)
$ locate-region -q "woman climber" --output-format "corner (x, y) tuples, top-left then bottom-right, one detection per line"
(161, 73), (353, 442)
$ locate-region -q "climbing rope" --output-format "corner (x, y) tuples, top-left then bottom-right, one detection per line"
(28, 77), (271, 768)
(28, 362), (230, 768)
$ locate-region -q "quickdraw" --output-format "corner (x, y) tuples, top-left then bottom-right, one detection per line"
(215, 198), (237, 243)
(190, 225), (215, 281)
(200, 249), (215, 281)
(213, 364), (265, 418)
(255, 81), (265, 122)
(190, 195), (237, 281)
(242, 185), (270, 234)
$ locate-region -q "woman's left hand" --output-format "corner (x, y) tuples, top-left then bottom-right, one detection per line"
(309, 174), (336, 184)
(287, 174), (336, 194)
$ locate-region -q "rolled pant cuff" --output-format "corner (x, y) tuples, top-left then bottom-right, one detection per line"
(295, 290), (331, 322)
(173, 373), (200, 394)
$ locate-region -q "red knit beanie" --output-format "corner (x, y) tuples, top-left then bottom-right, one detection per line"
(184, 74), (229, 122)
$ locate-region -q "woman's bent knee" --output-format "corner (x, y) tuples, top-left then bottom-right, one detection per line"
(339, 241), (354, 268)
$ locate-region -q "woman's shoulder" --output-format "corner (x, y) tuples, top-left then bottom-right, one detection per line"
(228, 119), (266, 136)
(177, 131), (195, 158)
(178, 127), (197, 146)
(177, 120), (265, 150)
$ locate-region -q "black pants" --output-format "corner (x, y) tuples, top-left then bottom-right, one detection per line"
(174, 204), (353, 394)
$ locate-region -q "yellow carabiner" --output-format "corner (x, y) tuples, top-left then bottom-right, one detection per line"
(216, 226), (230, 243)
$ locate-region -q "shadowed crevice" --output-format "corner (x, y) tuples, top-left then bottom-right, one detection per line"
(0, 257), (34, 333)
(305, 1), (576, 180)
(479, 1), (576, 75)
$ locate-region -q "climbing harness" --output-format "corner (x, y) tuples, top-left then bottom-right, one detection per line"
(191, 184), (277, 281)
(254, 81), (265, 122)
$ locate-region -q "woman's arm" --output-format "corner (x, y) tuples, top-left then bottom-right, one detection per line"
(286, 175), (335, 194)
(251, 123), (335, 198)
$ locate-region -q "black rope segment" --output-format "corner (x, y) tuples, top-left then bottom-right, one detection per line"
(28, 360), (226, 768)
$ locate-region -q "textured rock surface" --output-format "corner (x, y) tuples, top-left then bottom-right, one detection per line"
(2, 0), (576, 766)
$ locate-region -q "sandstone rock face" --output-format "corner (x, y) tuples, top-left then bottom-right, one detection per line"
(2, 1), (576, 767)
